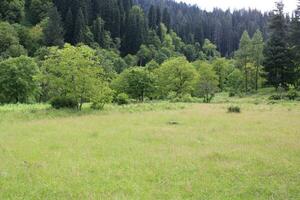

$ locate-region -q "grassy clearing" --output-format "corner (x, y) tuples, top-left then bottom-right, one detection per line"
(0, 99), (300, 199)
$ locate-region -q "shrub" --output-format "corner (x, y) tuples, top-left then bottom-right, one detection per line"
(286, 90), (299, 100)
(90, 86), (114, 110)
(167, 91), (177, 101)
(181, 94), (194, 103)
(90, 102), (104, 110)
(115, 93), (130, 105)
(229, 92), (236, 97)
(50, 97), (78, 109)
(268, 94), (282, 100)
(227, 106), (241, 113)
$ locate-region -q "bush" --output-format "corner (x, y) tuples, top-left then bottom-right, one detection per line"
(181, 94), (194, 103)
(90, 86), (114, 110)
(50, 97), (78, 109)
(90, 102), (104, 110)
(229, 92), (236, 97)
(268, 94), (282, 100)
(115, 93), (130, 105)
(286, 90), (299, 100)
(227, 106), (241, 113)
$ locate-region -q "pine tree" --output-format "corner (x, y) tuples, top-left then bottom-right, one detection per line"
(122, 6), (146, 54)
(162, 8), (171, 32)
(264, 1), (295, 89)
(156, 6), (161, 27)
(92, 17), (105, 47)
(148, 5), (156, 30)
(251, 30), (264, 91)
(43, 6), (64, 47)
(74, 8), (86, 44)
(235, 31), (252, 92)
(289, 0), (300, 87)
(64, 8), (74, 44)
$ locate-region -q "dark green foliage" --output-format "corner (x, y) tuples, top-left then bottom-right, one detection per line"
(92, 17), (105, 47)
(227, 106), (241, 113)
(115, 93), (130, 105)
(162, 8), (171, 32)
(264, 2), (295, 89)
(289, 0), (300, 87)
(43, 6), (64, 47)
(64, 8), (74, 44)
(286, 89), (299, 100)
(148, 5), (156, 29)
(268, 94), (282, 101)
(135, 0), (269, 56)
(0, 22), (27, 59)
(0, 0), (25, 23)
(122, 6), (146, 54)
(50, 96), (78, 109)
(155, 6), (161, 27)
(74, 8), (87, 44)
(27, 0), (53, 24)
(182, 44), (198, 62)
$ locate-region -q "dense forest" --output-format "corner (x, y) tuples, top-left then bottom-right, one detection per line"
(0, 0), (299, 109)
(135, 0), (270, 56)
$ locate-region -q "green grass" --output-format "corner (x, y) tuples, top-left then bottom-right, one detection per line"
(0, 99), (300, 199)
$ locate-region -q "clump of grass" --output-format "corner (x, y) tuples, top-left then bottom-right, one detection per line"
(227, 106), (241, 113)
(168, 121), (180, 125)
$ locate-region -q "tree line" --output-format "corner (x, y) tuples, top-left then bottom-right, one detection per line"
(0, 0), (299, 109)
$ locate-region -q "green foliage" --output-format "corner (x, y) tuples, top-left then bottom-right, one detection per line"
(155, 57), (197, 98)
(43, 6), (64, 47)
(212, 58), (235, 91)
(27, 0), (53, 24)
(268, 94), (283, 101)
(235, 30), (265, 92)
(0, 21), (27, 59)
(50, 96), (78, 109)
(14, 23), (44, 56)
(92, 17), (106, 47)
(235, 31), (252, 92)
(290, 1), (300, 88)
(182, 44), (198, 62)
(137, 45), (154, 66)
(252, 30), (264, 91)
(162, 8), (171, 31)
(0, 56), (40, 104)
(286, 89), (299, 100)
(124, 54), (138, 67)
(41, 44), (111, 110)
(115, 93), (130, 105)
(264, 2), (295, 89)
(122, 6), (146, 54)
(112, 67), (156, 101)
(194, 62), (219, 103)
(226, 69), (244, 96)
(0, 0), (25, 23)
(145, 60), (159, 71)
(90, 85), (114, 110)
(202, 39), (220, 60)
(73, 8), (92, 44)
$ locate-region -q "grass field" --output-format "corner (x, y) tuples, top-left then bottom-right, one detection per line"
(0, 97), (300, 199)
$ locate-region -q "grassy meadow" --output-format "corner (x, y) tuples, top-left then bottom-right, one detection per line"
(0, 94), (300, 199)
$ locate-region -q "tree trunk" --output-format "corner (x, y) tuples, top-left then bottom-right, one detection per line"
(245, 67), (248, 93)
(255, 65), (259, 91)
